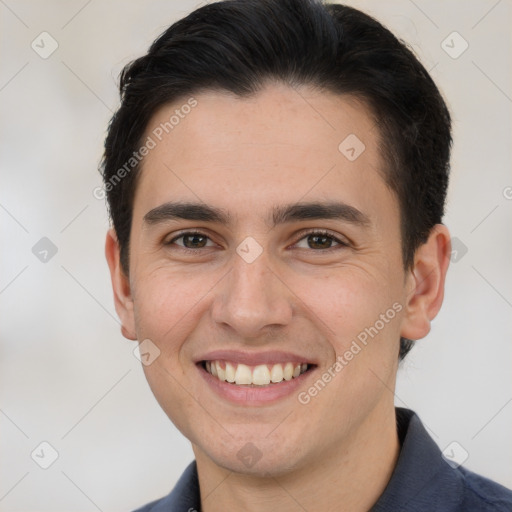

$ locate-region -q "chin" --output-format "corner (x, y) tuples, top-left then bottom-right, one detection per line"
(196, 430), (309, 478)
(214, 450), (302, 478)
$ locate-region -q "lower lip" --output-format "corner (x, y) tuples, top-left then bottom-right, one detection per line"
(197, 363), (315, 406)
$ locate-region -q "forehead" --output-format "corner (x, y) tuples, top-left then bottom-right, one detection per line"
(142, 82), (379, 161)
(133, 82), (395, 227)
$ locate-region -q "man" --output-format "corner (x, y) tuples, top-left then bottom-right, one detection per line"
(101, 0), (512, 510)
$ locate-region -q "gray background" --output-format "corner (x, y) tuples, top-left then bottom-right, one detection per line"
(1, 0), (511, 510)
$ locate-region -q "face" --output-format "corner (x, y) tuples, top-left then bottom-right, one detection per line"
(106, 82), (446, 477)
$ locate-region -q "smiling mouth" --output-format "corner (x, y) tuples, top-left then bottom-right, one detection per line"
(201, 360), (315, 386)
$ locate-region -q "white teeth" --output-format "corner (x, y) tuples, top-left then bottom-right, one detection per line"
(252, 365), (271, 385)
(283, 362), (294, 381)
(235, 364), (252, 385)
(225, 362), (236, 383)
(215, 361), (225, 381)
(205, 360), (310, 386)
(270, 363), (284, 383)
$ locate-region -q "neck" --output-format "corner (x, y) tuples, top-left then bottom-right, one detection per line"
(194, 403), (400, 512)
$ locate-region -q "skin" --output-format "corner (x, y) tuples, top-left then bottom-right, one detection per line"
(105, 82), (451, 512)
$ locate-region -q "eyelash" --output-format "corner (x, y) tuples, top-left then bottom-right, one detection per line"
(165, 229), (349, 254)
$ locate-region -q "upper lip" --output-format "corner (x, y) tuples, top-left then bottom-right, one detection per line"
(195, 350), (317, 367)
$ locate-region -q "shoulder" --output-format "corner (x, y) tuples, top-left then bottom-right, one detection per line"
(130, 461), (200, 512)
(131, 493), (188, 512)
(456, 465), (512, 511)
(131, 496), (166, 512)
(373, 408), (512, 512)
(131, 488), (197, 512)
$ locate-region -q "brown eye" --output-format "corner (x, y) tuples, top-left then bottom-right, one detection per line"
(294, 230), (348, 251)
(307, 233), (335, 249)
(166, 231), (214, 250)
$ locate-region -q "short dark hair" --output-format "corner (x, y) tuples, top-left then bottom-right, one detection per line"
(100, 0), (452, 360)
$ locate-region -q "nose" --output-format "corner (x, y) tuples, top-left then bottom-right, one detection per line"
(210, 247), (294, 340)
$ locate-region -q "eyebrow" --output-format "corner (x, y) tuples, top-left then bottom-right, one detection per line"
(143, 200), (371, 228)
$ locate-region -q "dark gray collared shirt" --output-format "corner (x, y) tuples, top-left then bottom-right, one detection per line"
(133, 407), (512, 511)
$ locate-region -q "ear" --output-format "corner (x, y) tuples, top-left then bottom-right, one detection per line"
(400, 224), (451, 341)
(105, 228), (137, 340)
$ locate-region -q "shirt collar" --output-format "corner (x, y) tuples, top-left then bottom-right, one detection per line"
(370, 407), (463, 511)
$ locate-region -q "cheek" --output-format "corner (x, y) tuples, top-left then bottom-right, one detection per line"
(295, 267), (401, 344)
(132, 270), (206, 434)
(140, 359), (199, 440)
(131, 269), (205, 355)
(295, 268), (404, 400)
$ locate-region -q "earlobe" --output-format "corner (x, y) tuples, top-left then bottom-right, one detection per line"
(105, 228), (137, 341)
(400, 224), (451, 341)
